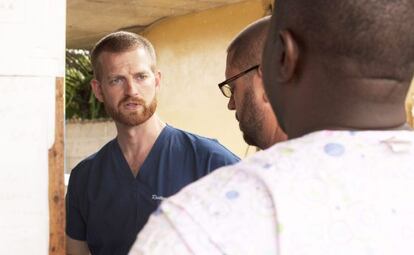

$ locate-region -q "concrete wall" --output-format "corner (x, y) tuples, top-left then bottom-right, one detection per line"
(66, 120), (116, 173)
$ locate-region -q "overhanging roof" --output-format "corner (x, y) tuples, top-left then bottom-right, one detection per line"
(67, 0), (247, 49)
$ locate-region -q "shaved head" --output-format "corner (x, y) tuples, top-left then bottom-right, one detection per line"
(263, 0), (414, 138)
(227, 16), (271, 70)
(224, 16), (287, 148)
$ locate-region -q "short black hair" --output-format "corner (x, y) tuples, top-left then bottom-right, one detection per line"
(274, 0), (414, 81)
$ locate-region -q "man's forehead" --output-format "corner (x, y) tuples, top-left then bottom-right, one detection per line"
(100, 48), (152, 64)
(99, 48), (141, 60)
(101, 56), (154, 77)
(224, 64), (242, 79)
(225, 54), (247, 76)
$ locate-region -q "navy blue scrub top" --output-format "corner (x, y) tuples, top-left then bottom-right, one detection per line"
(66, 125), (239, 255)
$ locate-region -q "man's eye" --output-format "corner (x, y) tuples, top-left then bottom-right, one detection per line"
(136, 74), (147, 80)
(109, 78), (122, 85)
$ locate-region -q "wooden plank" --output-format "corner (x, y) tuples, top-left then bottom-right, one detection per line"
(48, 77), (65, 254)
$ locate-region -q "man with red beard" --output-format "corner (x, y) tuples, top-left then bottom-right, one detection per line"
(219, 16), (287, 149)
(65, 31), (239, 255)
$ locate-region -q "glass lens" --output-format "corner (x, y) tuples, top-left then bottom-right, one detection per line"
(221, 85), (232, 98)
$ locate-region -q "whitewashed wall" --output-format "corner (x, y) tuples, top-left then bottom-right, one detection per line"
(65, 120), (117, 173)
(0, 0), (65, 254)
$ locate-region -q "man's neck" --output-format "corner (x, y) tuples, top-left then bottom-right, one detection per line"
(115, 114), (166, 176)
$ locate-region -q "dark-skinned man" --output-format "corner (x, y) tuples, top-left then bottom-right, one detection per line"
(130, 0), (414, 253)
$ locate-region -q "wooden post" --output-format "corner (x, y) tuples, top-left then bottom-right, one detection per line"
(48, 77), (65, 254)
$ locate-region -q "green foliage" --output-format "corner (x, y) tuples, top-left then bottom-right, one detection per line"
(65, 49), (107, 120)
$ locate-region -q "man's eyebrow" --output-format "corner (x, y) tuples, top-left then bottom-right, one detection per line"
(135, 71), (150, 75)
(105, 74), (123, 80)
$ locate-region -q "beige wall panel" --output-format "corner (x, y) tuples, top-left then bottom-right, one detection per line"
(406, 77), (414, 127)
(142, 0), (268, 157)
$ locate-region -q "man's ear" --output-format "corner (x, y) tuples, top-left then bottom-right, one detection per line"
(276, 30), (299, 83)
(155, 70), (162, 92)
(91, 79), (104, 102)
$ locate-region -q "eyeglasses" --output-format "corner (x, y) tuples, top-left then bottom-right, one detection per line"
(218, 64), (259, 98)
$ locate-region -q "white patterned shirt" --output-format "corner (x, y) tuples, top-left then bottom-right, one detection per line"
(129, 130), (414, 255)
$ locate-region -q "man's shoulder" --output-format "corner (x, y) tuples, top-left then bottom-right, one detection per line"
(247, 129), (414, 182)
(151, 159), (278, 251)
(163, 162), (241, 209)
(165, 126), (239, 161)
(69, 138), (116, 177)
(167, 125), (217, 145)
(167, 126), (239, 159)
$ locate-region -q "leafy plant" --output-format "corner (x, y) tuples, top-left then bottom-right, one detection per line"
(65, 49), (107, 120)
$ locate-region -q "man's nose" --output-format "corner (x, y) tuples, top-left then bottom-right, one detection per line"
(125, 78), (139, 96)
